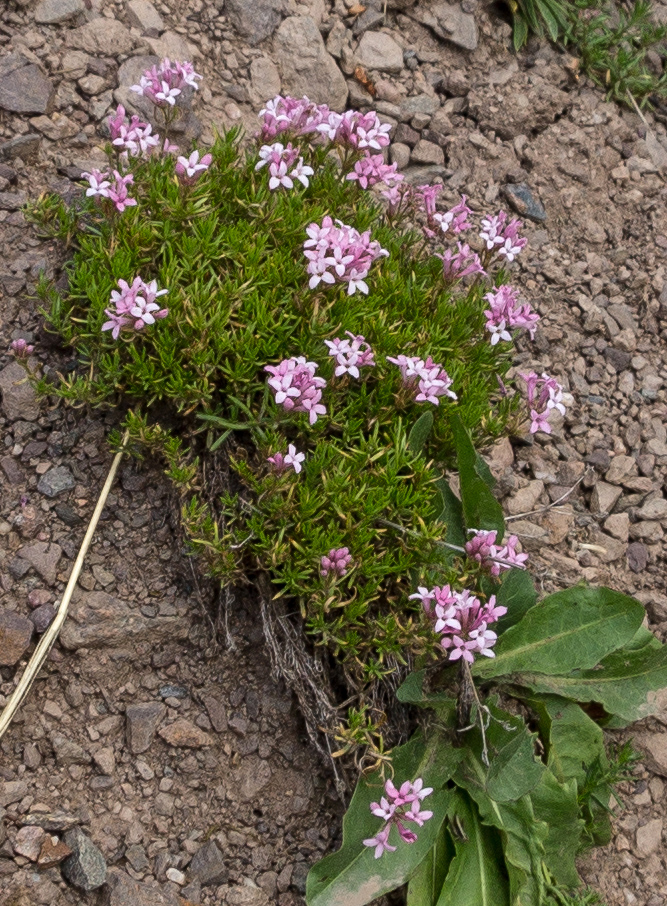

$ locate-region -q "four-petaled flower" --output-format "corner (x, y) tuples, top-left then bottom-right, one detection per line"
(267, 444), (306, 474)
(102, 276), (168, 339)
(484, 285), (539, 346)
(130, 58), (202, 108)
(304, 216), (388, 296)
(265, 356), (327, 424)
(256, 142), (314, 190)
(388, 354), (457, 406)
(465, 529), (528, 576)
(519, 371), (568, 435)
(175, 150), (213, 183)
(364, 778), (433, 858)
(325, 332), (375, 378)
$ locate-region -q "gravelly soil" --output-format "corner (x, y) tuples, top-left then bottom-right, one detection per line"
(1, 0), (667, 903)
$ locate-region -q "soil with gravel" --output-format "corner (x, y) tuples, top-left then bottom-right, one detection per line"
(1, 0), (667, 903)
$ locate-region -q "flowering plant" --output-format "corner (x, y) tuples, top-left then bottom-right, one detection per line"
(27, 76), (667, 906)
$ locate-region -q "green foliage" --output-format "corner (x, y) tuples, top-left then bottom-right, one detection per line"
(505, 0), (667, 109)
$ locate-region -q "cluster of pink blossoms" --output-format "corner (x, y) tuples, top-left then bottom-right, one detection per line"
(387, 355), (457, 406)
(483, 285), (539, 346)
(255, 142), (314, 190)
(81, 168), (137, 213)
(325, 332), (375, 378)
(130, 58), (201, 108)
(108, 105), (162, 157)
(465, 529), (528, 577)
(438, 242), (485, 282)
(317, 109), (392, 151)
(258, 96), (331, 141)
(320, 547), (352, 578)
(520, 371), (567, 434)
(363, 778), (433, 858)
(411, 585), (507, 663)
(479, 212), (527, 263)
(346, 154), (402, 191)
(258, 96), (392, 152)
(416, 186), (473, 240)
(175, 150), (212, 184)
(102, 277), (168, 340)
(265, 357), (327, 425)
(267, 444), (305, 475)
(303, 216), (388, 296)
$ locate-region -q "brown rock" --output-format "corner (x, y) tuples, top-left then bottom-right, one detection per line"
(18, 541), (62, 585)
(0, 54), (55, 115)
(126, 701), (166, 754)
(0, 780), (29, 807)
(637, 732), (667, 777)
(158, 718), (212, 748)
(507, 480), (545, 516)
(0, 610), (34, 666)
(0, 361), (40, 421)
(590, 481), (622, 515)
(93, 746), (116, 776)
(37, 834), (73, 868)
(14, 825), (46, 861)
(635, 818), (663, 858)
(203, 694), (228, 732)
(101, 867), (181, 905)
(66, 19), (136, 56)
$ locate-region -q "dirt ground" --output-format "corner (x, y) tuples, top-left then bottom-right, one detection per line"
(1, 0), (667, 903)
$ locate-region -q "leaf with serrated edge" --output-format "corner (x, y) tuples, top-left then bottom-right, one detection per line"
(472, 587), (643, 680)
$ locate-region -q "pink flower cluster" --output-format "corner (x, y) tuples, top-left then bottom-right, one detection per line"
(81, 168), (137, 213)
(479, 212), (527, 263)
(317, 109), (392, 151)
(130, 58), (201, 107)
(258, 96), (332, 141)
(346, 154), (402, 191)
(102, 277), (168, 340)
(10, 338), (34, 358)
(411, 585), (507, 663)
(438, 243), (485, 282)
(465, 529), (528, 577)
(255, 142), (314, 190)
(520, 371), (567, 434)
(175, 150), (212, 184)
(483, 285), (539, 345)
(416, 187), (473, 239)
(363, 778), (433, 858)
(303, 216), (388, 296)
(267, 444), (305, 474)
(320, 547), (352, 578)
(265, 357), (327, 425)
(325, 332), (375, 378)
(387, 355), (457, 406)
(108, 105), (161, 157)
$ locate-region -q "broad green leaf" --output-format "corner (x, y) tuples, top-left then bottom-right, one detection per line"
(433, 476), (467, 550)
(524, 694), (606, 786)
(306, 733), (462, 906)
(494, 568), (538, 632)
(485, 726), (544, 803)
(407, 822), (454, 906)
(436, 792), (509, 906)
(409, 411), (434, 454)
(451, 414), (504, 539)
(472, 587), (644, 681)
(396, 670), (458, 717)
(517, 643), (667, 724)
(513, 13), (529, 50)
(529, 771), (582, 888)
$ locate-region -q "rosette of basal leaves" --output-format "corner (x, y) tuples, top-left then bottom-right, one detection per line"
(307, 417), (667, 906)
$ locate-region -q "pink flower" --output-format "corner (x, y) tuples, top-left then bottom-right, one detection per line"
(102, 276), (168, 339)
(419, 584), (507, 663)
(81, 168), (111, 198)
(363, 778), (433, 858)
(387, 354), (457, 406)
(484, 285), (539, 345)
(320, 547), (352, 578)
(346, 154), (403, 190)
(363, 825), (397, 859)
(325, 332), (375, 378)
(267, 444), (305, 474)
(265, 356), (327, 424)
(175, 150), (213, 183)
(107, 170), (137, 213)
(304, 216), (388, 295)
(130, 58), (202, 108)
(479, 211), (527, 261)
(465, 529), (527, 576)
(438, 243), (485, 282)
(258, 95), (332, 141)
(519, 371), (567, 434)
(10, 338), (34, 358)
(256, 142), (314, 190)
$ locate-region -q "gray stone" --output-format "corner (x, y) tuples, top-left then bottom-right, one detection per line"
(114, 55), (160, 120)
(0, 190), (28, 210)
(30, 112), (80, 141)
(635, 818), (663, 858)
(274, 17), (348, 111)
(627, 541), (649, 573)
(35, 0), (84, 24)
(18, 541), (62, 584)
(125, 844), (149, 873)
(0, 134), (42, 162)
(125, 702), (166, 754)
(66, 19), (136, 56)
(503, 183), (546, 223)
(29, 604), (57, 633)
(126, 0), (166, 33)
(226, 0), (283, 44)
(590, 481), (622, 515)
(637, 496), (667, 520)
(411, 139), (444, 165)
(189, 840), (227, 886)
(20, 811), (84, 832)
(101, 868), (181, 905)
(62, 827), (107, 891)
(38, 465), (76, 498)
(0, 780), (29, 807)
(51, 732), (91, 766)
(93, 746), (116, 775)
(400, 93), (440, 118)
(14, 825), (47, 861)
(0, 610), (34, 667)
(0, 361), (40, 421)
(0, 55), (55, 115)
(60, 589), (189, 650)
(226, 888), (270, 906)
(604, 347), (632, 372)
(356, 31), (404, 73)
(202, 694), (228, 732)
(249, 57), (281, 103)
(410, 2), (478, 51)
(389, 142), (410, 169)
